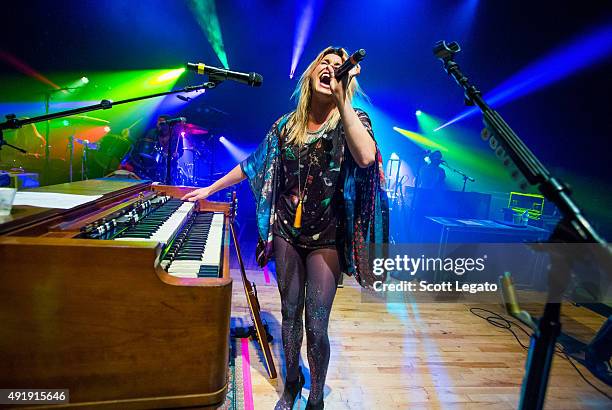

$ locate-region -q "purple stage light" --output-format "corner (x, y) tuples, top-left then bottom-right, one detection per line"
(290, 0), (322, 79)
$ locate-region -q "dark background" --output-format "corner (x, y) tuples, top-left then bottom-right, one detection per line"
(1, 0), (611, 237)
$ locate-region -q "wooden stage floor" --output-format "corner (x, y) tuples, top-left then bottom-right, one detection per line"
(229, 268), (611, 410)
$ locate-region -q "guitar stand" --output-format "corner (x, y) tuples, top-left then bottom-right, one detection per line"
(231, 323), (274, 343)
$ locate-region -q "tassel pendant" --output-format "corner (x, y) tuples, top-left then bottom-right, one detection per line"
(294, 199), (303, 228)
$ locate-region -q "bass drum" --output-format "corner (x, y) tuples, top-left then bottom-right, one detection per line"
(177, 148), (196, 185)
(133, 136), (158, 170)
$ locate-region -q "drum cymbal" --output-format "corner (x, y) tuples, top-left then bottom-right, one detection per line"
(181, 123), (209, 135)
(74, 137), (99, 150)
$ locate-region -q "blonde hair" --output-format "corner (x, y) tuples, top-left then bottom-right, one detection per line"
(285, 46), (365, 145)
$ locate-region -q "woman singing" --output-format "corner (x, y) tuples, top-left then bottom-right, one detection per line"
(182, 46), (388, 409)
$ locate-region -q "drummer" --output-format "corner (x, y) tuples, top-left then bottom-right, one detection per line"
(154, 115), (183, 162)
(119, 114), (183, 179)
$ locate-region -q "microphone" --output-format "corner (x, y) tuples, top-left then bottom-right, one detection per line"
(159, 117), (186, 125)
(186, 62), (263, 87)
(334, 49), (366, 80)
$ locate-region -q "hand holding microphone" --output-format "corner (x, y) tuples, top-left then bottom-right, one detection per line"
(329, 49), (366, 106)
(334, 49), (366, 80)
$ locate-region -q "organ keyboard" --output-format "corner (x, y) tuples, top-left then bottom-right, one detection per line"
(0, 179), (233, 409)
(162, 212), (225, 278)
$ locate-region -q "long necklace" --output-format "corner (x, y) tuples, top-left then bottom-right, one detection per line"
(293, 125), (326, 229)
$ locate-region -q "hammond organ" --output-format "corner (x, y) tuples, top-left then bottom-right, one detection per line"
(0, 179), (233, 409)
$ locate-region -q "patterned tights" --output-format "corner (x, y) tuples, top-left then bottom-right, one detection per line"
(274, 235), (341, 404)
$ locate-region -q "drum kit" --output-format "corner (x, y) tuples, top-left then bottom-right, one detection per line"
(0, 112), (220, 186)
(122, 121), (215, 185)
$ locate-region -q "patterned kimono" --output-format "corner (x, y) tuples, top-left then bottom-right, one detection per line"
(240, 109), (389, 288)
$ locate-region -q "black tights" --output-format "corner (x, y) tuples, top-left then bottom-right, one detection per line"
(274, 235), (341, 403)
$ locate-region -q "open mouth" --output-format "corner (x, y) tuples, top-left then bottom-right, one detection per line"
(319, 73), (331, 87)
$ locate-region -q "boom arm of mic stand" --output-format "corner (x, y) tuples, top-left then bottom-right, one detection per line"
(0, 82), (219, 133)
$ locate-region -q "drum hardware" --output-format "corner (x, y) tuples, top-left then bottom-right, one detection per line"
(72, 137), (98, 181)
(68, 135), (74, 182)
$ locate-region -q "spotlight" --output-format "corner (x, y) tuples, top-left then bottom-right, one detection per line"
(186, 0), (229, 68)
(81, 76), (89, 84)
(62, 120), (70, 126)
(290, 0), (319, 80)
(154, 68), (186, 84)
(436, 25), (612, 130)
(104, 126), (111, 133)
(415, 110), (423, 116)
(218, 135), (249, 161)
(180, 131), (186, 137)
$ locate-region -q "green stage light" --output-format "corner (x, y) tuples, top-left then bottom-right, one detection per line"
(416, 111), (440, 133)
(152, 68), (186, 84)
(392, 126), (448, 151)
(186, 0), (229, 69)
(81, 76), (89, 84)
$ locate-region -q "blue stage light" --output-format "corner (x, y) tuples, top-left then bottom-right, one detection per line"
(218, 135), (249, 162)
(436, 24), (612, 131)
(290, 0), (322, 79)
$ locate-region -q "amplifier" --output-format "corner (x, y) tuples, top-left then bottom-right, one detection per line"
(422, 217), (550, 288)
(423, 216), (550, 244)
(8, 172), (40, 189)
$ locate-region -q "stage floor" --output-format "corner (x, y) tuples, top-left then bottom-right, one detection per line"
(229, 267), (610, 409)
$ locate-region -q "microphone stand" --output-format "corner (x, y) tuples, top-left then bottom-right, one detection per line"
(434, 40), (609, 410)
(441, 161), (475, 192)
(68, 134), (74, 182)
(164, 122), (179, 186)
(406, 149), (429, 242)
(40, 85), (88, 185)
(0, 81), (223, 180)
